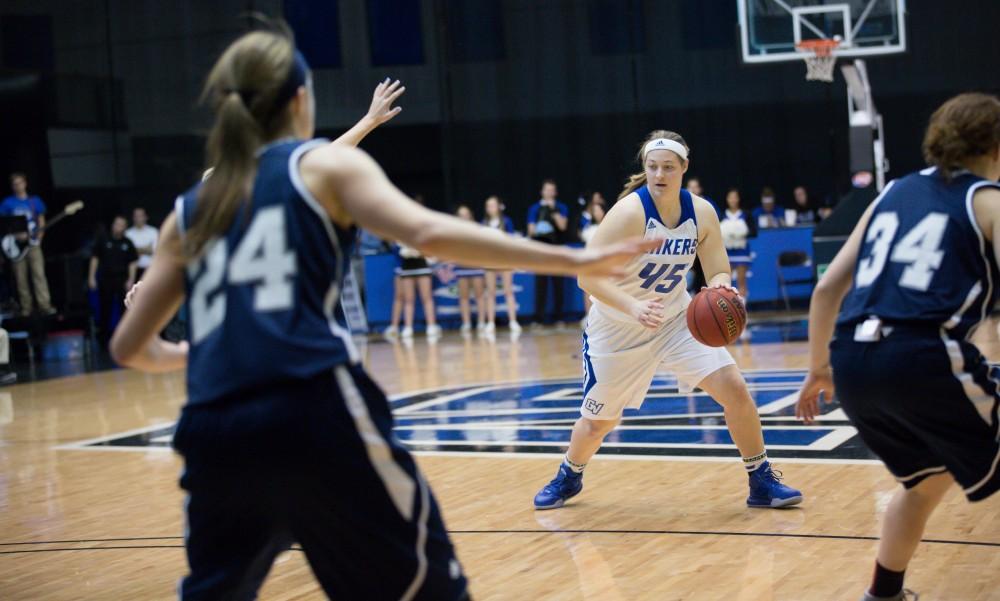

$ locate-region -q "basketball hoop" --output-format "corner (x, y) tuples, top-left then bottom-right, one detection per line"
(796, 39), (840, 83)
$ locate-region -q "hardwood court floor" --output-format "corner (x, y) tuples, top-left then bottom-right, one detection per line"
(1, 323), (999, 600)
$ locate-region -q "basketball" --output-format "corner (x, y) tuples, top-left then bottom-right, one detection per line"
(686, 288), (747, 347)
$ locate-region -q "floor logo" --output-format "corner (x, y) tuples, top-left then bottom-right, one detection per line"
(388, 369), (875, 461)
(57, 369), (877, 462)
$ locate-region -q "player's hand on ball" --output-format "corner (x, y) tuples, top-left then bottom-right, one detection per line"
(366, 78), (405, 126)
(631, 298), (665, 329)
(795, 366), (835, 424)
(704, 282), (743, 305)
(124, 281), (142, 310)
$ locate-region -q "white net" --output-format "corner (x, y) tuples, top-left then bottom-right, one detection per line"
(798, 41), (839, 82)
(803, 53), (837, 82)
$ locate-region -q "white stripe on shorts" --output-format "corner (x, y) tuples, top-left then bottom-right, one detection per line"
(336, 365), (431, 599)
(895, 465), (948, 483)
(939, 333), (1000, 496)
(336, 366), (417, 519)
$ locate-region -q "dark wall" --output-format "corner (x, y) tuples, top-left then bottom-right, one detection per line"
(0, 0), (998, 238)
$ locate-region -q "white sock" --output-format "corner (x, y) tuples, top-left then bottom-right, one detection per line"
(743, 451), (768, 472)
(563, 455), (586, 474)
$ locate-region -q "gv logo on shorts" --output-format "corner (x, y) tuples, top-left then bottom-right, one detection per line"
(584, 397), (605, 414)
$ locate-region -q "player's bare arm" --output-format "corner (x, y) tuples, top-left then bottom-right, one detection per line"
(796, 201), (877, 423)
(692, 196), (735, 292)
(110, 212), (188, 372)
(300, 144), (657, 277)
(578, 194), (665, 329)
(330, 79), (405, 148)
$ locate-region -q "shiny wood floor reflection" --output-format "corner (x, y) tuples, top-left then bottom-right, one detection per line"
(2, 322), (1000, 600)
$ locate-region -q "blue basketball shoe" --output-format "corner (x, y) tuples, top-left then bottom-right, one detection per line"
(747, 461), (803, 508)
(533, 464), (583, 510)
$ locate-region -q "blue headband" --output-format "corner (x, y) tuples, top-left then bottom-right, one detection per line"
(230, 49), (310, 121)
(269, 49), (310, 118)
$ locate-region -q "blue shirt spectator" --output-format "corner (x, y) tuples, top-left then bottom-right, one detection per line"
(0, 192), (46, 243)
(752, 187), (783, 229)
(527, 180), (570, 325)
(527, 201), (569, 240)
(527, 180), (569, 244)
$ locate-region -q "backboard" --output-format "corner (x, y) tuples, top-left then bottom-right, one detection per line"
(738, 0), (907, 63)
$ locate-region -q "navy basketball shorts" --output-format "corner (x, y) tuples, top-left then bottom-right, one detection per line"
(831, 326), (1000, 501)
(172, 364), (469, 601)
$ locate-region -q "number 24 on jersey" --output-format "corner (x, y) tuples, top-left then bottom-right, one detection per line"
(189, 206), (297, 343)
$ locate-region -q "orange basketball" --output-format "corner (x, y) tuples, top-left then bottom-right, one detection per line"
(686, 288), (747, 347)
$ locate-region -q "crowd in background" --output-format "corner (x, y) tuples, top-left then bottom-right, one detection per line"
(0, 167), (852, 357)
(0, 169), (161, 362)
(373, 175), (843, 339)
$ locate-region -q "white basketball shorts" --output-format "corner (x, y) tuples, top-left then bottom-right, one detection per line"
(580, 305), (735, 420)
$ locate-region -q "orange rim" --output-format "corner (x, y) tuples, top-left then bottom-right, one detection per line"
(795, 39), (840, 57)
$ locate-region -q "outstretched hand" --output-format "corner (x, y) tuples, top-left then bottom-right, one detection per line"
(796, 367), (835, 424)
(125, 281), (141, 310)
(572, 238), (659, 278)
(366, 78), (405, 126)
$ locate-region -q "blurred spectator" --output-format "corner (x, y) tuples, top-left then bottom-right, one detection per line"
(752, 186), (783, 229)
(578, 191), (607, 322)
(527, 179), (569, 325)
(482, 195), (519, 333)
(0, 173), (55, 316)
(686, 177), (719, 214)
(89, 216), (138, 347)
(685, 178), (716, 289)
(385, 195), (441, 340)
(454, 205), (487, 334)
(578, 191), (606, 244)
(125, 207), (158, 280)
(720, 188), (755, 298)
(790, 186), (817, 225)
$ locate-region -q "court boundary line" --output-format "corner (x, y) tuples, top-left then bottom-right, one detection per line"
(410, 450), (885, 465)
(2, 530), (998, 555)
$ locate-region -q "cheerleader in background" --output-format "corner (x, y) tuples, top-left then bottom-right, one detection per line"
(578, 191), (607, 321)
(387, 196), (441, 340)
(455, 205), (487, 334)
(720, 188), (754, 299)
(482, 195), (521, 333)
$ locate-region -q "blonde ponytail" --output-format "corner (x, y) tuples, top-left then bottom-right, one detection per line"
(617, 130), (690, 200)
(187, 25), (298, 257)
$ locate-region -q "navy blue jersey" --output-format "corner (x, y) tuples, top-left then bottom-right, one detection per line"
(838, 167), (1000, 340)
(177, 138), (358, 405)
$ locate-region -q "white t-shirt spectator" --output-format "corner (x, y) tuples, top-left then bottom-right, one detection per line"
(125, 224), (158, 269)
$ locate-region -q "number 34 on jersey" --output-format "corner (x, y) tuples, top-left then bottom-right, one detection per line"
(856, 211), (948, 292)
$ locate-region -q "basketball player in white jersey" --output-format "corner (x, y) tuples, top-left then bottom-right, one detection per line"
(534, 130), (803, 509)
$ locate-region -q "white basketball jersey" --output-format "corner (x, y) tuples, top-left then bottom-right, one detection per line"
(593, 185), (699, 323)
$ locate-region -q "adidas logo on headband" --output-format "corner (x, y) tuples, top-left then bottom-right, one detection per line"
(643, 137), (689, 161)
